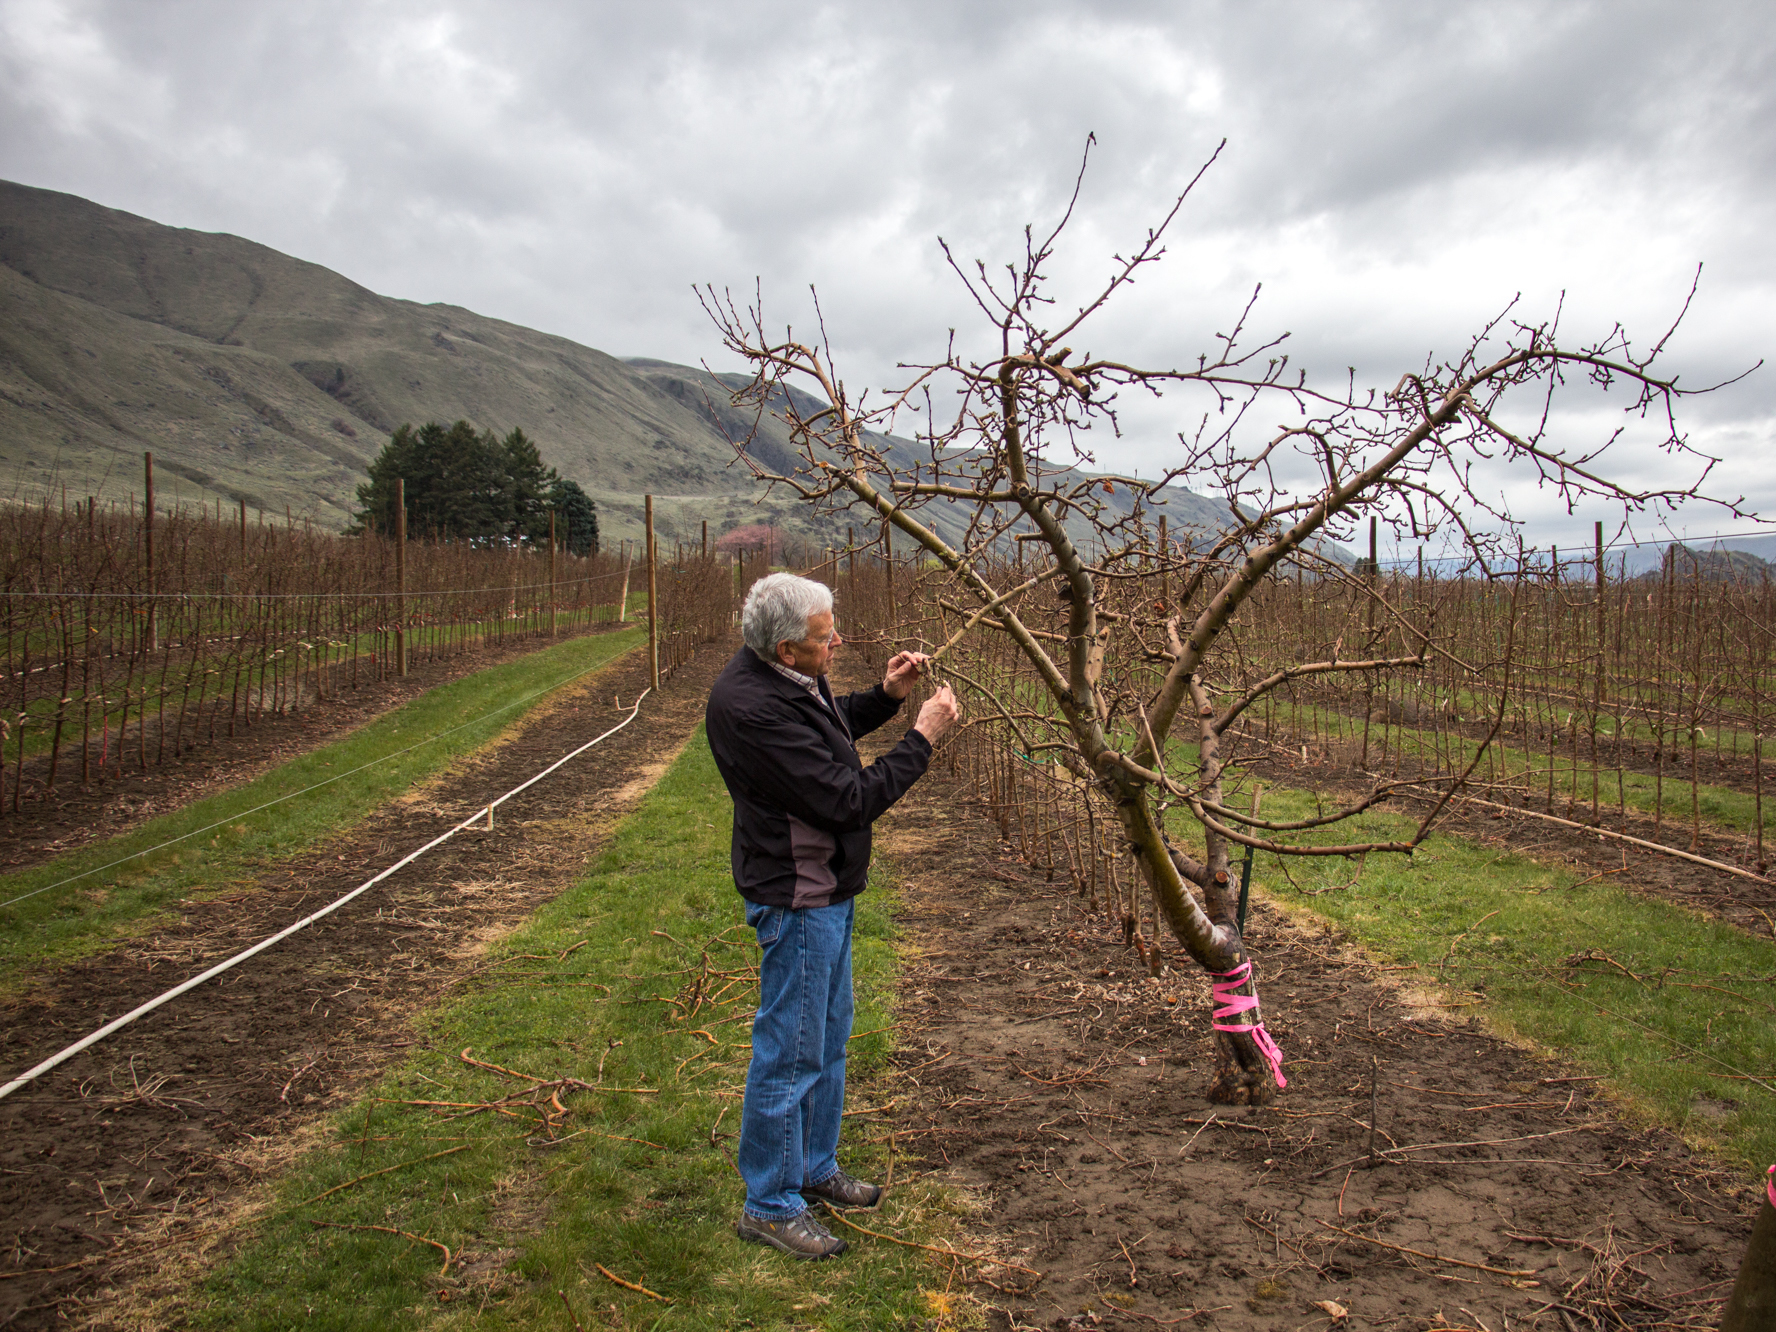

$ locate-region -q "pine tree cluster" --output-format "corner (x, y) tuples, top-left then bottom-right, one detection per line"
(352, 421), (599, 555)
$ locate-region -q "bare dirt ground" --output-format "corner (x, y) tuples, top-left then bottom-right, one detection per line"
(0, 636), (731, 1329)
(872, 763), (1759, 1332)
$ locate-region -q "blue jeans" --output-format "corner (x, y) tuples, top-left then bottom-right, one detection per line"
(738, 897), (855, 1219)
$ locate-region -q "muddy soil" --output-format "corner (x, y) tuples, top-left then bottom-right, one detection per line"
(0, 624), (638, 873)
(0, 636), (732, 1328)
(874, 762), (1759, 1331)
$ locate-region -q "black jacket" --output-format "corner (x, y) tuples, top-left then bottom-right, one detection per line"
(705, 647), (932, 908)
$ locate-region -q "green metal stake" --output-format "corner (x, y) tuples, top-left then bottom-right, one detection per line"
(1236, 784), (1263, 932)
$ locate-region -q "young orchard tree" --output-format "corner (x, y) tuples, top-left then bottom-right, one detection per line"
(701, 146), (1752, 1105)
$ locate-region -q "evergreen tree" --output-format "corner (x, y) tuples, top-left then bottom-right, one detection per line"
(502, 428), (556, 546)
(547, 477), (600, 556)
(352, 421), (584, 547)
(435, 421), (510, 541)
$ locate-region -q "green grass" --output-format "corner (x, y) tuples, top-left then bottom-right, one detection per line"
(1201, 691), (1776, 842)
(0, 627), (643, 978)
(1438, 677), (1770, 761)
(1246, 789), (1776, 1168)
(194, 730), (958, 1330)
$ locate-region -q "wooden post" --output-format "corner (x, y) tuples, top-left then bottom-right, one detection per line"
(702, 519), (708, 560)
(1593, 520), (1605, 820)
(1158, 514), (1169, 608)
(646, 496), (659, 690)
(1368, 517), (1378, 600)
(848, 526), (855, 585)
(1755, 631), (1765, 869)
(1360, 515), (1377, 768)
(143, 452), (157, 653)
(239, 497), (247, 555)
(549, 509), (558, 638)
(396, 478), (408, 677)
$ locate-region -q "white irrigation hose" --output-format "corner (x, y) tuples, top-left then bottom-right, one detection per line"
(0, 637), (644, 912)
(0, 689), (651, 1103)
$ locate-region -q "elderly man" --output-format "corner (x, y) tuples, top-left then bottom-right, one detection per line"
(706, 571), (959, 1259)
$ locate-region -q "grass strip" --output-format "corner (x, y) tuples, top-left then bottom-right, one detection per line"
(195, 730), (966, 1330)
(1248, 788), (1776, 1168)
(0, 627), (642, 976)
(1251, 697), (1775, 842)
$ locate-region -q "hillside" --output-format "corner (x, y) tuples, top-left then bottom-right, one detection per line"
(1658, 541), (1774, 582)
(0, 179), (1292, 556)
(0, 179), (798, 544)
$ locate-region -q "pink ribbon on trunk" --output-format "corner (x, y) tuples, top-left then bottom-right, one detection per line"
(1209, 959), (1287, 1090)
(1766, 1163), (1775, 1210)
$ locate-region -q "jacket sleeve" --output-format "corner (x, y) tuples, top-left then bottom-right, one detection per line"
(836, 683), (905, 740)
(730, 697), (931, 834)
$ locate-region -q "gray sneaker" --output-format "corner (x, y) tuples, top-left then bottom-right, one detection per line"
(735, 1209), (847, 1260)
(802, 1169), (883, 1211)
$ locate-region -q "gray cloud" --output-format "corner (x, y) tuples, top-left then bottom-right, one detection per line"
(3, 0), (1771, 551)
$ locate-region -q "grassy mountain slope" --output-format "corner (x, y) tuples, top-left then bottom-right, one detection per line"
(0, 179), (1309, 558)
(0, 257), (371, 520)
(0, 180), (784, 542)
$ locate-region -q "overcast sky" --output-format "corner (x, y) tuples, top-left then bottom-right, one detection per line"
(3, 0), (1773, 559)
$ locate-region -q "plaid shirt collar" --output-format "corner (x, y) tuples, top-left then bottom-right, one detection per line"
(769, 659), (819, 692)
(758, 651), (832, 710)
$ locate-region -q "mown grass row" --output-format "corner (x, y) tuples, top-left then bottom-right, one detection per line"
(0, 626), (643, 978)
(1244, 789), (1776, 1169)
(1243, 695), (1774, 844)
(192, 733), (960, 1330)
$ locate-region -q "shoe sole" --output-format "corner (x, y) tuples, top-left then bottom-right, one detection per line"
(809, 1193), (881, 1213)
(734, 1222), (847, 1260)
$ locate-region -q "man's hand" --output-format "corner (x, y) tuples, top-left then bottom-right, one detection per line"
(882, 650), (931, 701)
(913, 684), (960, 744)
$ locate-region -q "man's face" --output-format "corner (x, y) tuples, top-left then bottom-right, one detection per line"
(777, 609), (841, 677)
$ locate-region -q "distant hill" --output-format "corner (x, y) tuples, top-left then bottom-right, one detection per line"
(0, 178), (1332, 559)
(1659, 542), (1773, 582)
(0, 179), (804, 544)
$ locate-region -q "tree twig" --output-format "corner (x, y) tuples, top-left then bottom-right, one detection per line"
(1317, 1221), (1535, 1277)
(298, 1145), (471, 1206)
(594, 1263), (671, 1303)
(824, 1212), (1043, 1276)
(310, 1220), (452, 1276)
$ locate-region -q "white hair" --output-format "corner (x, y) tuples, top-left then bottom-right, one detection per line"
(742, 572), (834, 659)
